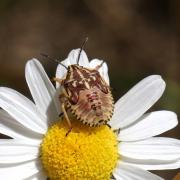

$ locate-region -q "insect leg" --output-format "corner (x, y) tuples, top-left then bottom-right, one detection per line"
(52, 77), (63, 84)
(61, 103), (72, 136)
(58, 94), (69, 117)
(59, 112), (64, 117)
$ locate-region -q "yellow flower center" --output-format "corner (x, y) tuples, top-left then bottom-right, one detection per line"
(40, 118), (118, 180)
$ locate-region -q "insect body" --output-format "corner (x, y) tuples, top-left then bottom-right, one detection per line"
(56, 64), (114, 127)
(42, 39), (114, 133)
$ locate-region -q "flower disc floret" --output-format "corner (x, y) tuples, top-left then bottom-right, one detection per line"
(40, 119), (118, 180)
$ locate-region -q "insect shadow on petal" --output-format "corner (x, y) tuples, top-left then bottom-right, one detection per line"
(41, 38), (114, 136)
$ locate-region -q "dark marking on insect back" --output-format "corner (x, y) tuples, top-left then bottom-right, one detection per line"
(64, 64), (109, 105)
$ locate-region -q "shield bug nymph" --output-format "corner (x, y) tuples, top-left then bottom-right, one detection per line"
(42, 38), (114, 133)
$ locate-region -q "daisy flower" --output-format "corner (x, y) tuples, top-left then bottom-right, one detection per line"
(0, 49), (180, 180)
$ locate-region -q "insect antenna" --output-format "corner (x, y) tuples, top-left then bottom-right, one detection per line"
(95, 60), (105, 70)
(77, 37), (88, 65)
(40, 53), (68, 70)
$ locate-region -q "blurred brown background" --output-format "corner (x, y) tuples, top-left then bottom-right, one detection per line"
(0, 0), (179, 179)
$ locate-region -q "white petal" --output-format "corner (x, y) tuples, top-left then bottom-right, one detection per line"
(119, 137), (180, 161)
(89, 59), (110, 85)
(0, 109), (42, 142)
(0, 159), (42, 180)
(121, 156), (180, 170)
(67, 49), (89, 67)
(56, 49), (89, 87)
(119, 111), (178, 141)
(0, 87), (47, 134)
(25, 59), (60, 124)
(0, 139), (39, 163)
(109, 75), (166, 129)
(56, 58), (70, 78)
(24, 171), (47, 180)
(113, 162), (164, 180)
